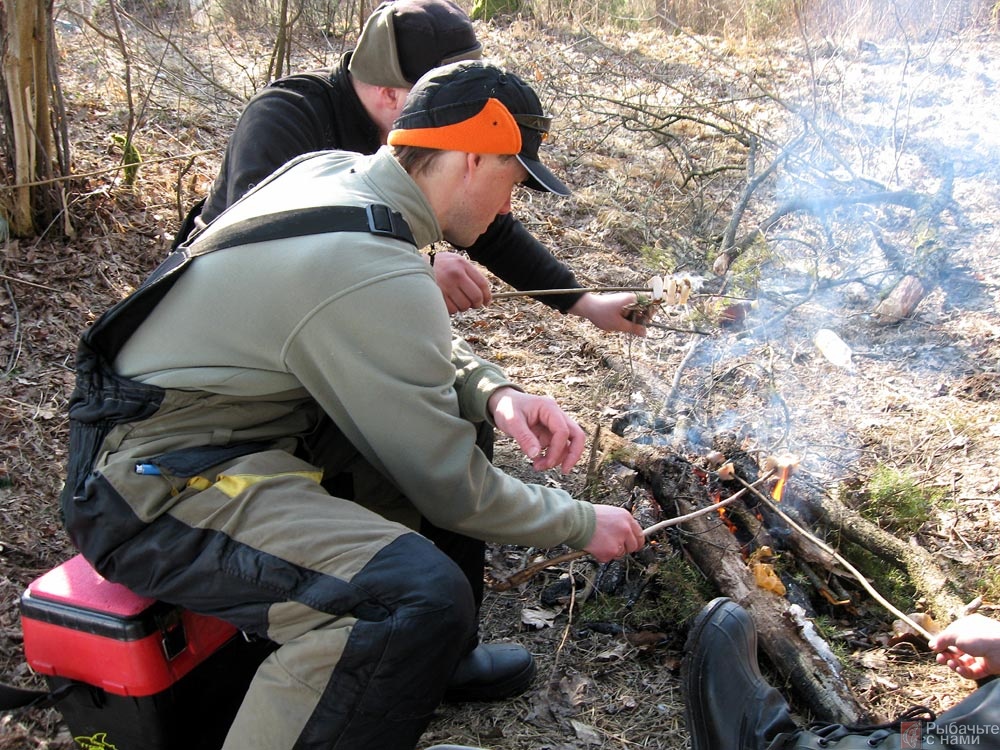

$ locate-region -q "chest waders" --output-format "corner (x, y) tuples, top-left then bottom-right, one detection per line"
(60, 203), (416, 527)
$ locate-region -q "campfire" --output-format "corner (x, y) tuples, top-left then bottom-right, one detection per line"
(491, 423), (975, 725)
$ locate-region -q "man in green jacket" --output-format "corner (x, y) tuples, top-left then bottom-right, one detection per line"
(62, 61), (645, 750)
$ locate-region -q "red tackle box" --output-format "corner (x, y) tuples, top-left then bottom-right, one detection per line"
(19, 554), (275, 750)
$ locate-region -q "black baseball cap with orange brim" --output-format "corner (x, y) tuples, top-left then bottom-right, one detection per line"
(387, 61), (571, 196)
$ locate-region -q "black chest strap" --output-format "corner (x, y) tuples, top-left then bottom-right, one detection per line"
(96, 204), (415, 359)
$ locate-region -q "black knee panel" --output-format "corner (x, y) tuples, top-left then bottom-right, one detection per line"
(352, 532), (477, 644)
(296, 533), (477, 750)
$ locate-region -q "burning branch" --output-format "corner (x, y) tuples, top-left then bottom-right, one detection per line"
(733, 473), (939, 642)
(490, 474), (772, 592)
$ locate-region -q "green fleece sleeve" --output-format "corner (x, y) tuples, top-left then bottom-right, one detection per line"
(450, 337), (521, 424)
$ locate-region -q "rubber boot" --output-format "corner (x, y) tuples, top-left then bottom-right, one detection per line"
(686, 598), (1000, 750)
(682, 598), (800, 750)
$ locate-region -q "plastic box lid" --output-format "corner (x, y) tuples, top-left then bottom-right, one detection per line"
(20, 554), (238, 695)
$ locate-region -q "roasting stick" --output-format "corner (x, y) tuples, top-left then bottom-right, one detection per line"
(490, 473), (773, 592)
(732, 475), (944, 644)
(492, 286), (653, 299)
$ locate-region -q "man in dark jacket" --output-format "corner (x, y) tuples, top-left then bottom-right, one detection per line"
(175, 0), (647, 336)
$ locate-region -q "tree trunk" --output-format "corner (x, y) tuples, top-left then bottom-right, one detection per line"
(1, 0), (68, 238)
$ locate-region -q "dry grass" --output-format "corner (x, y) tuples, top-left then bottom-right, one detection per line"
(2, 12), (999, 750)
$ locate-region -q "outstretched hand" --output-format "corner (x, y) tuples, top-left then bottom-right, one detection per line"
(431, 251), (492, 314)
(487, 387), (586, 473)
(928, 613), (1000, 681)
(568, 292), (648, 336)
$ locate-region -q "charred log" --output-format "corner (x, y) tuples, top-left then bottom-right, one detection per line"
(676, 490), (866, 722)
(589, 425), (865, 722)
(707, 433), (966, 622)
(587, 425), (964, 721)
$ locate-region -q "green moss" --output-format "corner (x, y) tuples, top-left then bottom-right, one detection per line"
(860, 465), (942, 534)
(839, 538), (916, 615)
(578, 555), (714, 629)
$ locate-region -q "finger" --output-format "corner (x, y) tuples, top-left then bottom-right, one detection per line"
(618, 309), (649, 337)
(458, 277), (487, 308)
(535, 414), (582, 473)
(558, 425), (587, 473)
(625, 320), (647, 337)
(512, 426), (542, 463)
(470, 271), (492, 306)
(442, 284), (476, 313)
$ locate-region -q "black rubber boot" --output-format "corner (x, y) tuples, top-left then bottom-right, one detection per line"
(766, 708), (934, 748)
(682, 597), (801, 750)
(443, 642), (536, 702)
(685, 598), (1000, 750)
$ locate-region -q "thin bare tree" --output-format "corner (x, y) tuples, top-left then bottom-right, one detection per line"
(1, 0), (71, 238)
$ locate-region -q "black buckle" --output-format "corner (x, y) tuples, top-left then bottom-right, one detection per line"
(366, 204), (398, 237)
(157, 608), (188, 661)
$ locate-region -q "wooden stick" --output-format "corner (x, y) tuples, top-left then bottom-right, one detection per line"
(492, 286), (654, 299)
(490, 476), (770, 592)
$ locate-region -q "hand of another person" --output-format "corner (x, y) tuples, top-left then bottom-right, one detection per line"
(487, 387), (586, 473)
(431, 251), (492, 314)
(583, 504), (645, 563)
(568, 292), (647, 336)
(928, 613), (1000, 681)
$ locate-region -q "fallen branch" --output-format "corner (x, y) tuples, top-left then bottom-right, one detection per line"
(670, 483), (866, 723)
(713, 185), (945, 275)
(793, 479), (967, 622)
(518, 424), (866, 721)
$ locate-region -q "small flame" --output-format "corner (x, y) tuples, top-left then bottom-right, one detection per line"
(772, 465), (790, 502)
(714, 492), (740, 535)
(717, 506), (739, 535)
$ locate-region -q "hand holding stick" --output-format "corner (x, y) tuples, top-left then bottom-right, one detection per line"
(490, 474), (772, 592)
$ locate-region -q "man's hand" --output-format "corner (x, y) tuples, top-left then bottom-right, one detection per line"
(583, 504), (645, 563)
(928, 613), (1000, 681)
(431, 251), (492, 314)
(568, 292), (647, 336)
(487, 387), (586, 473)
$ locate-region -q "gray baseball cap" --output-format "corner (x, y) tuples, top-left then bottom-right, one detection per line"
(348, 0), (483, 89)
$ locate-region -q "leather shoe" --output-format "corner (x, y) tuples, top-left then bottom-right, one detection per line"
(444, 642), (535, 702)
(682, 598), (798, 750)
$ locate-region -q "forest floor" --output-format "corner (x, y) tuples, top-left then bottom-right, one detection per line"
(2, 11), (999, 750)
